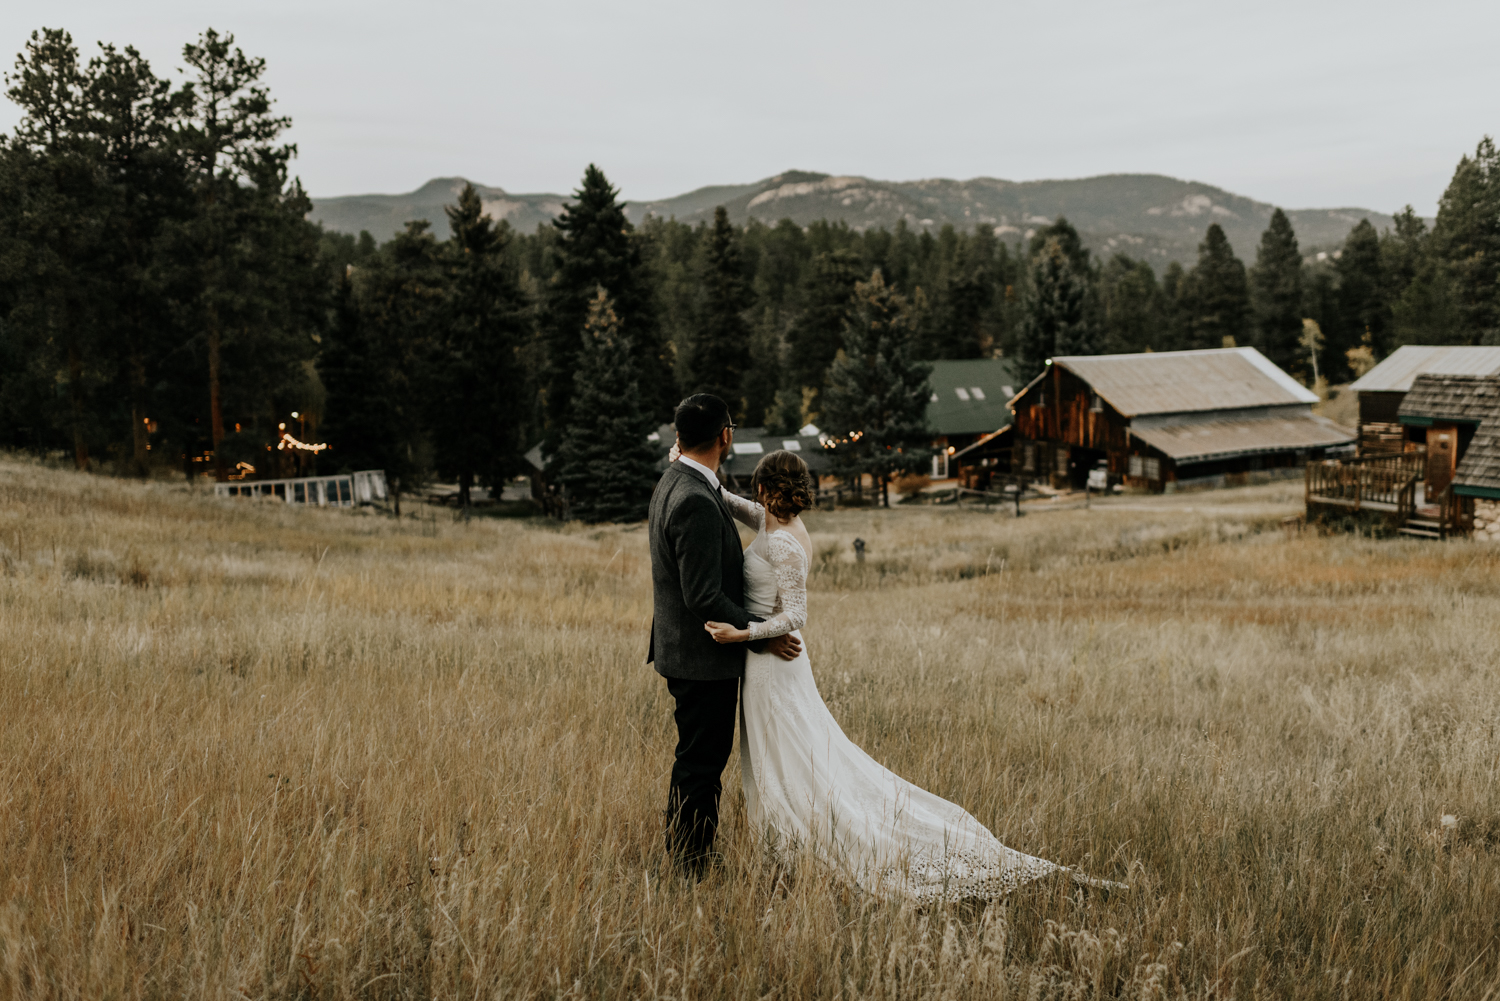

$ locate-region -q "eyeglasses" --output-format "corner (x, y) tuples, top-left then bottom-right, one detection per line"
(724, 422), (737, 432)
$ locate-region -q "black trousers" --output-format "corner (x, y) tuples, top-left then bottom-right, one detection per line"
(664, 675), (740, 865)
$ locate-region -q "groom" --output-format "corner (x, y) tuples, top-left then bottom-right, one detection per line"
(647, 393), (801, 875)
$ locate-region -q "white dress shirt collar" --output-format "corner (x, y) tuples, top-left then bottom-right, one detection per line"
(676, 453), (723, 492)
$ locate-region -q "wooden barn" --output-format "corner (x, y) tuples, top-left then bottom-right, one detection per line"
(1347, 345), (1500, 453)
(1009, 347), (1355, 492)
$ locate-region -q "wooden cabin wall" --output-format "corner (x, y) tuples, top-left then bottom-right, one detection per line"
(1011, 367), (1132, 474)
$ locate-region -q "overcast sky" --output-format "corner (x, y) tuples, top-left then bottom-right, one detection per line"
(3, 1), (1496, 215)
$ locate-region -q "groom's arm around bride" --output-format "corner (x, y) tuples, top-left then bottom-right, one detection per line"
(647, 394), (798, 874)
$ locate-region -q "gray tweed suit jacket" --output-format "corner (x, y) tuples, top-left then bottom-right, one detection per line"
(647, 463), (755, 681)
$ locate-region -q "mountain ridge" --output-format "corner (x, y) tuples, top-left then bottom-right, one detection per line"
(309, 170), (1400, 268)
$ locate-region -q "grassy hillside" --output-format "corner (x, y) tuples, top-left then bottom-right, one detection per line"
(4, 458), (1498, 998)
(311, 171), (1398, 268)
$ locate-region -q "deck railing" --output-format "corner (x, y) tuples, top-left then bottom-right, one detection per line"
(1305, 451), (1424, 513)
(1436, 486), (1476, 538)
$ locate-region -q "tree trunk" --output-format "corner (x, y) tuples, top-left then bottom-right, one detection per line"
(392, 477), (402, 518)
(67, 345), (90, 471)
(208, 318), (226, 482)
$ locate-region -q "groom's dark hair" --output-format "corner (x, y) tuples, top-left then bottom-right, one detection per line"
(675, 394), (732, 450)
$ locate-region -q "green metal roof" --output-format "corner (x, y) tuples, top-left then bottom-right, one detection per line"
(923, 358), (1019, 436)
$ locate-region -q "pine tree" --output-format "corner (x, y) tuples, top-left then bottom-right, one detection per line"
(686, 206), (752, 415)
(1248, 209), (1304, 375)
(0, 29), (110, 470)
(1017, 237), (1093, 382)
(318, 270), (421, 512)
(786, 248), (862, 418)
(1330, 220), (1383, 380)
(321, 221), (444, 506)
(741, 309), (786, 430)
(425, 183), (529, 507)
(1430, 136), (1500, 344)
(555, 290), (661, 523)
(1100, 254), (1164, 353)
(821, 271), (932, 507)
(1382, 206), (1456, 346)
(176, 29), (325, 482)
(543, 165), (669, 457)
(1180, 223), (1250, 350)
(1160, 261), (1190, 351)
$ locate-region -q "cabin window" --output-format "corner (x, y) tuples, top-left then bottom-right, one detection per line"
(1056, 447), (1069, 475)
(1144, 457), (1161, 480)
(1023, 444), (1035, 472)
(954, 387), (971, 401)
(969, 387), (986, 400)
(932, 452), (949, 479)
(1129, 455), (1144, 478)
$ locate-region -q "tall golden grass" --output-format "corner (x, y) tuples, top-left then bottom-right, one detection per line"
(3, 456), (1499, 999)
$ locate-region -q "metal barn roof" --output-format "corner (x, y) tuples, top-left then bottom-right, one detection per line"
(923, 358), (1019, 435)
(1348, 345), (1500, 393)
(1130, 411), (1354, 463)
(1050, 347), (1316, 417)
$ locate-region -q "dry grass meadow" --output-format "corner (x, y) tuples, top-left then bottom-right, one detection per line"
(3, 455), (1500, 1000)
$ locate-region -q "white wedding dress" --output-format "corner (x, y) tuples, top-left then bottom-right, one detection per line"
(723, 491), (1123, 902)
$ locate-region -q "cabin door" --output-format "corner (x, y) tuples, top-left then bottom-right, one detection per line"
(1426, 425), (1457, 499)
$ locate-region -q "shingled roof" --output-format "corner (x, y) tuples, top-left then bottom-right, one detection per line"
(1455, 417), (1500, 498)
(1397, 373), (1500, 425)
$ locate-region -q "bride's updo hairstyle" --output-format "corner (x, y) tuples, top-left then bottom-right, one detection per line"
(751, 450), (813, 520)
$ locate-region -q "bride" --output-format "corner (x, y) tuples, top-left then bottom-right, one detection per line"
(701, 448), (1125, 902)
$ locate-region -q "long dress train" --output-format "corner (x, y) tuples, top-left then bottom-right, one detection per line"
(722, 491), (1124, 902)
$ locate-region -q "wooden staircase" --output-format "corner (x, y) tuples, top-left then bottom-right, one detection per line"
(1398, 515), (1444, 539)
(1393, 487), (1476, 540)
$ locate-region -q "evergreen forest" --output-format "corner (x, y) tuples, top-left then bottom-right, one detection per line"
(4, 27), (1500, 520)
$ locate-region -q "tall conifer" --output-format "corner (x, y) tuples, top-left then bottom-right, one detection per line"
(1248, 209), (1304, 375)
(821, 271), (932, 507)
(1017, 237), (1092, 381)
(425, 183), (529, 507)
(543, 165), (668, 458)
(555, 290), (661, 523)
(1181, 223), (1250, 350)
(1100, 254), (1164, 354)
(686, 207), (752, 415)
(1330, 220), (1383, 379)
(1430, 137), (1500, 344)
(787, 249), (862, 418)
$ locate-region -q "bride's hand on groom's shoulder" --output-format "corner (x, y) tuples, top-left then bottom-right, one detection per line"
(668, 442), (681, 462)
(704, 620), (749, 644)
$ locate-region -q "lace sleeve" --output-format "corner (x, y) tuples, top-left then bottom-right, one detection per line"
(720, 487), (764, 531)
(746, 532), (809, 641)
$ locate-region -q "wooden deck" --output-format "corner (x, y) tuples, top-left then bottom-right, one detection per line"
(1305, 449), (1474, 537)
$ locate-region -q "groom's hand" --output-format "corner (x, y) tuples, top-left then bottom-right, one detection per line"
(766, 633), (802, 661)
